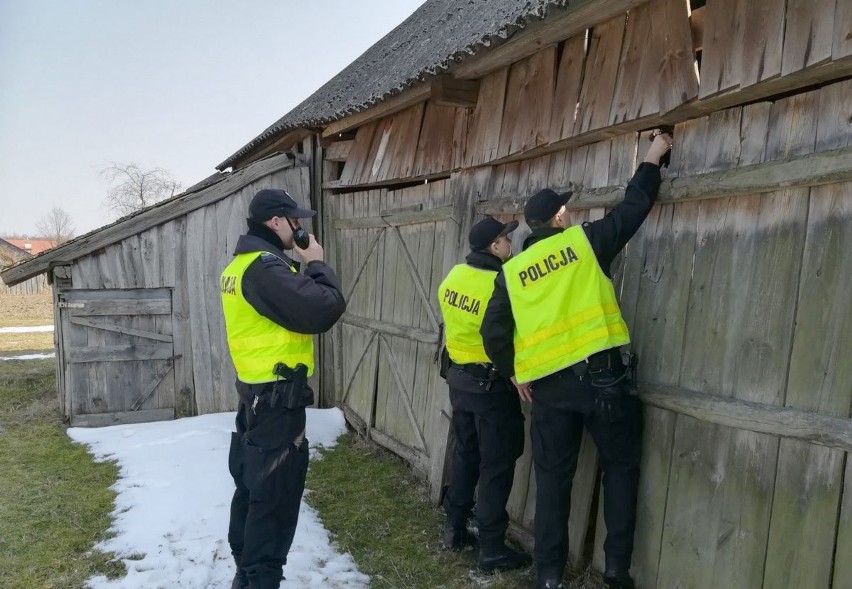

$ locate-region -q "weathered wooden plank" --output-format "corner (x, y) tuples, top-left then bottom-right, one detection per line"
(738, 102), (772, 166)
(431, 75), (479, 108)
(323, 140), (354, 163)
(70, 408), (174, 427)
(68, 317), (172, 343)
(815, 79), (852, 152)
(413, 103), (457, 177)
(739, 0), (785, 88)
(763, 182), (852, 588)
(66, 298), (171, 316)
(609, 2), (651, 125)
(835, 0), (852, 59)
(607, 133), (638, 186)
(640, 384), (852, 454)
(658, 190), (807, 589)
(451, 107), (472, 171)
(656, 0), (699, 113)
(781, 0), (835, 76)
(550, 34), (587, 142)
(703, 107), (742, 173)
(698, 0), (744, 98)
(575, 14), (627, 134)
(338, 122), (379, 187)
(370, 103), (425, 183)
(766, 90), (820, 161)
(321, 83), (431, 138)
(497, 46), (556, 159)
(463, 68), (508, 167)
(666, 115), (708, 178)
(67, 343), (174, 363)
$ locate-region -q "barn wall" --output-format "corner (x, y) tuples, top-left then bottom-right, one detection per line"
(69, 163), (312, 415)
(321, 0), (852, 582)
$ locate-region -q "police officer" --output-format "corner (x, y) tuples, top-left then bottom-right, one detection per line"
(480, 133), (673, 589)
(437, 216), (530, 573)
(221, 188), (346, 589)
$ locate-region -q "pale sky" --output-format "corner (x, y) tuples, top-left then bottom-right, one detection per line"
(0, 0), (426, 237)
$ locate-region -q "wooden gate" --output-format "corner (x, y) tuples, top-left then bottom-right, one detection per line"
(58, 288), (176, 426)
(333, 179), (460, 498)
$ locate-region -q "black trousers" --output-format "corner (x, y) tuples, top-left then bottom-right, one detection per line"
(442, 367), (524, 553)
(530, 368), (642, 579)
(228, 381), (310, 589)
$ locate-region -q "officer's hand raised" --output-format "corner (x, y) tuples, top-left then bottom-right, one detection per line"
(511, 375), (532, 403)
(293, 234), (324, 264)
(644, 132), (673, 166)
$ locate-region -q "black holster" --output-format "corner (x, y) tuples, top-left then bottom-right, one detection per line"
(272, 362), (312, 409)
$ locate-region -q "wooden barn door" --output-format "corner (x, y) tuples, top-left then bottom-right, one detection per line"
(58, 288), (176, 426)
(334, 180), (459, 497)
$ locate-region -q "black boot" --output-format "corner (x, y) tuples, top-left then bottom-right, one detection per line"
(535, 579), (564, 589)
(230, 569), (249, 589)
(443, 522), (476, 551)
(477, 545), (531, 573)
(603, 569), (635, 589)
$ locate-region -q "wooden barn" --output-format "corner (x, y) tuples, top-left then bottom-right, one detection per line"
(0, 156), (312, 425)
(4, 0), (852, 585)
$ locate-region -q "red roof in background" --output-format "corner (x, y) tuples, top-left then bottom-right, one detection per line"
(4, 238), (55, 255)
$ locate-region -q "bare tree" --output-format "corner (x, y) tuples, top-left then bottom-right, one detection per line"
(100, 162), (183, 218)
(35, 207), (75, 247)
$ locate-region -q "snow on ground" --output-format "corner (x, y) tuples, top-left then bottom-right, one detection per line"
(0, 352), (55, 360)
(68, 408), (369, 589)
(0, 325), (53, 333)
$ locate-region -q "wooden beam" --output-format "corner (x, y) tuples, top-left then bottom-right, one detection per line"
(334, 205), (454, 229)
(232, 128), (312, 170)
(431, 75), (480, 108)
(690, 5), (705, 52)
(450, 0), (647, 80)
(323, 139), (354, 162)
(67, 344), (175, 363)
(1, 153), (297, 287)
(321, 83), (431, 138)
(641, 384), (852, 453)
(68, 317), (173, 343)
(70, 408), (174, 427)
(340, 313), (439, 345)
(477, 145), (852, 213)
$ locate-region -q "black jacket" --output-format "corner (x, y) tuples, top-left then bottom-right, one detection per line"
(480, 162), (662, 378)
(233, 234), (346, 334)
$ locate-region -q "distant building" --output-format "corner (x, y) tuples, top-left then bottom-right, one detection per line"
(4, 237), (55, 256)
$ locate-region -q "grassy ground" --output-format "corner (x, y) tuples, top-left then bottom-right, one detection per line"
(0, 359), (123, 588)
(306, 434), (605, 589)
(0, 293), (54, 356)
(0, 293), (605, 588)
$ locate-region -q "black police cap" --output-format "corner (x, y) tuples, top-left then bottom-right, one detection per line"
(524, 188), (573, 225)
(249, 189), (316, 222)
(469, 216), (519, 251)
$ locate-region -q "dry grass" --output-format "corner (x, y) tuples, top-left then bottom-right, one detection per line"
(0, 293), (54, 356)
(0, 292), (53, 327)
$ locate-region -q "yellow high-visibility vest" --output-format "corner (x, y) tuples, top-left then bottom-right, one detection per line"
(220, 252), (314, 383)
(438, 264), (497, 364)
(503, 225), (629, 382)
